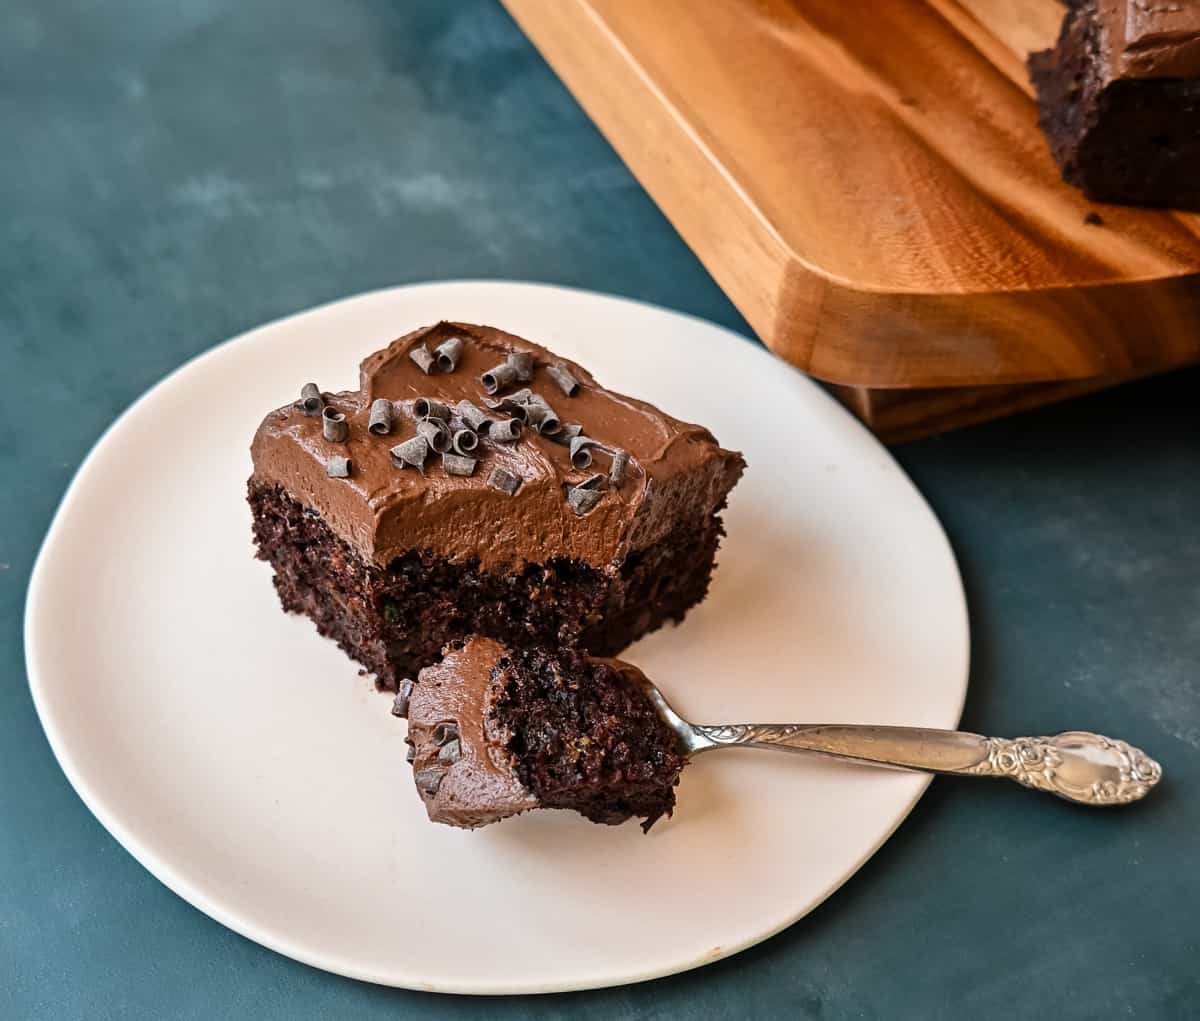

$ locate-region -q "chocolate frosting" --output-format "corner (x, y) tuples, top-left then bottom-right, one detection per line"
(406, 638), (539, 829)
(250, 322), (744, 573)
(1098, 1), (1200, 80)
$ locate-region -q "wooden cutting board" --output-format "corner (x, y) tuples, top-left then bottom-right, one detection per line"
(502, 0), (1200, 439)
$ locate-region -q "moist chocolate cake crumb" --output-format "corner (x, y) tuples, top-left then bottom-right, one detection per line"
(490, 646), (687, 831)
(404, 637), (686, 830)
(248, 481), (730, 689)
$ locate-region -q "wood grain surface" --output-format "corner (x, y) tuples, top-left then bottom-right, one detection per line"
(830, 367), (1165, 444)
(503, 0), (1200, 393)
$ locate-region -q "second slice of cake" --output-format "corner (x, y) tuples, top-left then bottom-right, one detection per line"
(248, 322), (744, 688)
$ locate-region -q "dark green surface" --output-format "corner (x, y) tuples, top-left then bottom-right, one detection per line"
(2, 2), (1197, 1017)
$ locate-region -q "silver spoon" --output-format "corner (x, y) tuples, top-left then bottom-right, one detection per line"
(639, 682), (1162, 806)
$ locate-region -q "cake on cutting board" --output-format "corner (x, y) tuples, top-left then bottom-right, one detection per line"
(1030, 0), (1200, 209)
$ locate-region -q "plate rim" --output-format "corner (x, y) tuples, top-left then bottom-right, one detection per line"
(24, 279), (970, 994)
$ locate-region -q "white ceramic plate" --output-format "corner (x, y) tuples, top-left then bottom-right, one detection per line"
(26, 281), (968, 994)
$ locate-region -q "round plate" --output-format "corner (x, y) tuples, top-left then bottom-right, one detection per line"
(26, 282), (968, 994)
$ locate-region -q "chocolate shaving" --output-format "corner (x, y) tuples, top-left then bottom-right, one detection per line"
(523, 402), (561, 436)
(442, 452), (478, 476)
(432, 722), (459, 746)
(483, 391), (532, 420)
(566, 485), (603, 515)
(569, 435), (597, 469)
(392, 678), (414, 718)
(525, 395), (561, 431)
(456, 400), (491, 432)
(405, 743), (416, 764)
(490, 417), (522, 443)
(488, 466), (521, 495)
(609, 450), (629, 487)
(547, 362), (579, 397)
(416, 418), (451, 453)
(438, 738), (461, 764)
(481, 362), (518, 395)
(414, 397), (450, 421)
(552, 422), (583, 445)
(576, 472), (607, 491)
(483, 387), (530, 407)
(434, 336), (464, 372)
(507, 350), (534, 382)
(415, 767), (443, 797)
(325, 456), (352, 478)
(451, 428), (478, 455)
(368, 398), (394, 435)
(321, 406), (348, 442)
(298, 383), (323, 417)
(409, 345), (435, 374)
(390, 435), (429, 471)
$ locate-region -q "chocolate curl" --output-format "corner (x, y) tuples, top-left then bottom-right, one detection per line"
(523, 401), (561, 436)
(456, 400), (491, 432)
(483, 392), (531, 420)
(549, 422), (583, 446)
(490, 418), (522, 443)
(609, 449), (629, 487)
(432, 722), (459, 746)
(442, 452), (478, 476)
(451, 428), (478, 456)
(322, 406), (348, 442)
(566, 485), (602, 515)
(481, 362), (518, 395)
(569, 435), (598, 469)
(434, 336), (464, 373)
(547, 362), (579, 397)
(298, 383), (323, 416)
(416, 418), (451, 453)
(392, 678), (415, 718)
(414, 397), (450, 421)
(390, 436), (429, 472)
(409, 345), (435, 374)
(487, 467), (521, 495)
(368, 398), (394, 435)
(415, 768), (443, 796)
(507, 350), (534, 382)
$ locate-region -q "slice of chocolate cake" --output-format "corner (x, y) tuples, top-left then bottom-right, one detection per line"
(1029, 0), (1200, 209)
(248, 321), (744, 689)
(401, 637), (687, 831)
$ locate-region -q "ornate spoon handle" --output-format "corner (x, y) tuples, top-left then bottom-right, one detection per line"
(689, 724), (1162, 806)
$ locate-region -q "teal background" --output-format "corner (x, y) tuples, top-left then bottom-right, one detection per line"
(2, 2), (1198, 1017)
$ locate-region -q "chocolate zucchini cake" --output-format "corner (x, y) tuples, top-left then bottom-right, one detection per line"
(248, 322), (744, 689)
(399, 637), (687, 830)
(1029, 0), (1200, 209)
